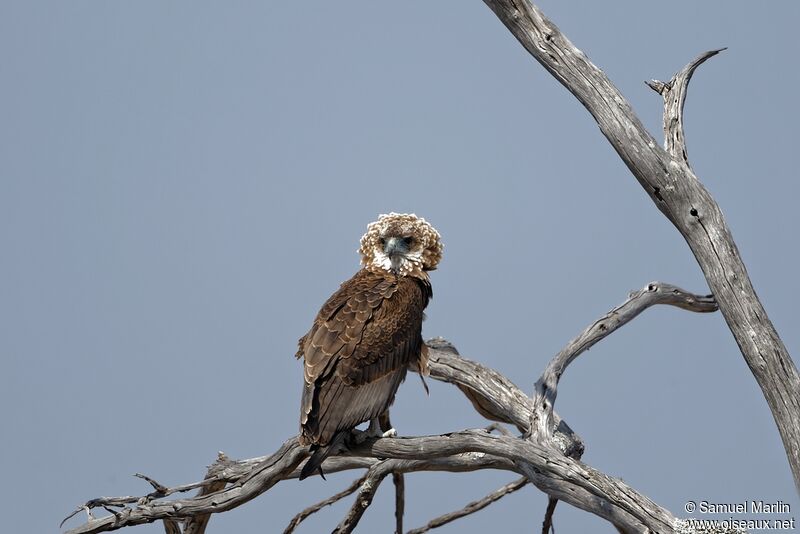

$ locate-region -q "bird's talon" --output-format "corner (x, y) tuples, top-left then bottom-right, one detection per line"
(382, 428), (397, 438)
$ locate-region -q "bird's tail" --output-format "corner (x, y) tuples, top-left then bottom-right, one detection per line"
(299, 432), (346, 480)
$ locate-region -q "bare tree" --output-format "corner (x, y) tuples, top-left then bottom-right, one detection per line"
(62, 1), (799, 533)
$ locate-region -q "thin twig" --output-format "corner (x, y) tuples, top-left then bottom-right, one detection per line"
(393, 472), (405, 534)
(283, 475), (367, 534)
(406, 477), (528, 534)
(378, 409), (406, 534)
(332, 462), (395, 534)
(541, 497), (557, 534)
(60, 475), (223, 529)
(65, 438), (308, 534)
(133, 473), (169, 495)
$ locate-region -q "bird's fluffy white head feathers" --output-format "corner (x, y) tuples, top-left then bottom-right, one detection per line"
(359, 213), (442, 277)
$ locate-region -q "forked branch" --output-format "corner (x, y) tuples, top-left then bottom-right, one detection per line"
(483, 0), (800, 491)
(646, 48), (726, 165)
(530, 282), (717, 442)
(65, 287), (712, 534)
(284, 474), (366, 533)
(332, 461), (396, 534)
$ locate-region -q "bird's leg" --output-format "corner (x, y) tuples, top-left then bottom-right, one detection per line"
(351, 411), (399, 445)
(351, 418), (385, 445)
(367, 417), (383, 437)
(378, 411), (397, 438)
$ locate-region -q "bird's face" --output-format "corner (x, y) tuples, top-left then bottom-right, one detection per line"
(379, 234), (420, 273)
(359, 213), (442, 277)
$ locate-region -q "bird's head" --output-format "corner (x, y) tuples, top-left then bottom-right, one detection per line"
(359, 213), (442, 278)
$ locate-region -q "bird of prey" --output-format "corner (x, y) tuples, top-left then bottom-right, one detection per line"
(296, 213), (443, 480)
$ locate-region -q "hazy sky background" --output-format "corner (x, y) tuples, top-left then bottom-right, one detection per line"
(2, 1), (798, 533)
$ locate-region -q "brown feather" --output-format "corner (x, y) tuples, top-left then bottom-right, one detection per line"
(297, 269), (432, 450)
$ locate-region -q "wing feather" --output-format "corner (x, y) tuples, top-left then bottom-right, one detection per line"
(297, 269), (430, 446)
(315, 368), (408, 445)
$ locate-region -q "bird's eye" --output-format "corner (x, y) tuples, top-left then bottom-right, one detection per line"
(402, 236), (414, 246)
(378, 237), (386, 246)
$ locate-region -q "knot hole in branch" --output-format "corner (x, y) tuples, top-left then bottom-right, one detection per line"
(653, 187), (664, 202)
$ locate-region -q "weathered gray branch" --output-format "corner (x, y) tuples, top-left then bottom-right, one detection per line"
(67, 430), (678, 534)
(405, 476), (528, 534)
(64, 438), (305, 534)
(62, 346), (527, 534)
(530, 281), (717, 442)
(483, 0), (800, 491)
(347, 431), (678, 533)
(283, 474), (366, 534)
(646, 48), (725, 165)
(332, 461), (395, 534)
(393, 472), (405, 534)
(427, 338), (584, 459)
(65, 325), (713, 534)
(378, 410), (407, 533)
(182, 454), (235, 534)
(541, 497), (558, 534)
(65, 429), (684, 534)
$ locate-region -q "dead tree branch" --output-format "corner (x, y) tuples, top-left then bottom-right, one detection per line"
(405, 476), (528, 534)
(541, 497), (558, 534)
(646, 48), (725, 165)
(62, 344), (524, 534)
(348, 431), (678, 532)
(530, 281), (717, 441)
(65, 417), (700, 534)
(65, 310), (718, 534)
(483, 0), (800, 491)
(393, 472), (405, 534)
(64, 438), (306, 534)
(332, 461), (395, 534)
(69, 430), (678, 534)
(426, 339), (585, 459)
(183, 453), (236, 534)
(283, 474), (367, 534)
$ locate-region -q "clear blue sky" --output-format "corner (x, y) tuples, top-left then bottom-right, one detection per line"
(2, 1), (798, 532)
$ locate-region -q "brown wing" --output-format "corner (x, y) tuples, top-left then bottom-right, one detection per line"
(297, 269), (431, 446)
